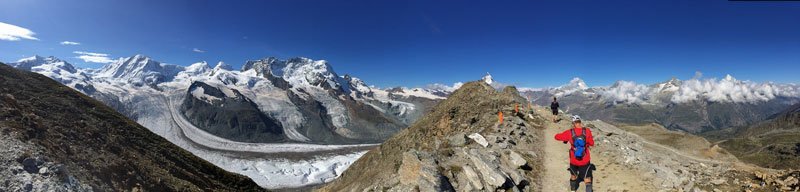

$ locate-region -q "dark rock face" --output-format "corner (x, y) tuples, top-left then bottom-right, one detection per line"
(285, 88), (345, 143)
(180, 81), (285, 143)
(282, 88), (404, 144)
(336, 94), (405, 142)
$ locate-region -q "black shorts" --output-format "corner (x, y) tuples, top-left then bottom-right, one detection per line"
(551, 109), (559, 115)
(568, 163), (595, 181)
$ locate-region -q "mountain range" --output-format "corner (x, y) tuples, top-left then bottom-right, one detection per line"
(521, 77), (800, 133)
(4, 54), (450, 189)
(0, 63), (263, 191)
(7, 54), (448, 144)
(7, 54), (800, 190)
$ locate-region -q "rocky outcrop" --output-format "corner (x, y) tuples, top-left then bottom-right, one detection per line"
(318, 81), (544, 191)
(754, 171), (800, 191)
(180, 81), (286, 143)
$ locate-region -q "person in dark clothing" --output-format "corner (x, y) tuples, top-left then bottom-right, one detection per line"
(550, 97), (560, 123)
(555, 115), (596, 192)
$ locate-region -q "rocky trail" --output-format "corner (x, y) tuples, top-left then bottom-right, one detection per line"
(534, 106), (800, 192)
(316, 81), (800, 191)
(537, 107), (655, 192)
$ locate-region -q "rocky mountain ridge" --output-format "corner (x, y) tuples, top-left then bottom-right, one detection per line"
(319, 81), (544, 191)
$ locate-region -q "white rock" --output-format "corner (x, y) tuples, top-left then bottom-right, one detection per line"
(468, 153), (506, 189)
(710, 178), (726, 185)
(468, 133), (489, 147)
(461, 165), (484, 190)
(507, 151), (527, 168)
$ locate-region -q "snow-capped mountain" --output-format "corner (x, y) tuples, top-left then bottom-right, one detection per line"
(3, 55), (449, 188)
(5, 54), (450, 189)
(9, 54), (447, 143)
(96, 54), (184, 86)
(8, 55), (95, 93)
(521, 76), (800, 133)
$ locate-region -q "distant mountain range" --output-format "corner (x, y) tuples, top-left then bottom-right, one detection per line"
(521, 77), (800, 133)
(5, 54), (454, 188)
(6, 54), (449, 144)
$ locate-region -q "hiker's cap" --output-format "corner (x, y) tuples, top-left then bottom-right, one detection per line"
(571, 115), (582, 122)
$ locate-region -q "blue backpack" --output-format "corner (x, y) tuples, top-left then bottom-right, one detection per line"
(571, 128), (587, 160)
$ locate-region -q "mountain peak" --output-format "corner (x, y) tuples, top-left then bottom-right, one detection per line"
(653, 77), (682, 92)
(185, 61), (211, 74)
(96, 54), (182, 86)
(9, 55), (75, 73)
(562, 77), (588, 90)
(483, 72), (494, 84)
(214, 61), (232, 70)
(132, 53), (148, 59)
(241, 57), (279, 72)
(242, 56), (342, 89)
(16, 55), (46, 62)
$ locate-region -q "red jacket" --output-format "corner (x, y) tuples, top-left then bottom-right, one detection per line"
(554, 127), (594, 166)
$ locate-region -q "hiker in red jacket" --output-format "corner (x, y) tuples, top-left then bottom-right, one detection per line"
(555, 115), (595, 192)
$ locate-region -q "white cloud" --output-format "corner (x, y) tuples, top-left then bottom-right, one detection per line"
(0, 22), (39, 41)
(426, 82), (463, 92)
(73, 51), (115, 63)
(518, 87), (544, 92)
(542, 74), (800, 104)
(60, 41), (80, 45)
(599, 80), (651, 104)
(193, 48), (205, 53)
(670, 75), (800, 103)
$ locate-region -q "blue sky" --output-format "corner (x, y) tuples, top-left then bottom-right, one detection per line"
(1, 0), (799, 88)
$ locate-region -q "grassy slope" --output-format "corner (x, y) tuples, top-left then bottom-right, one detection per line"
(716, 104), (800, 170)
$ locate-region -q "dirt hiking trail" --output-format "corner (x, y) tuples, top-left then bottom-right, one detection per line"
(536, 107), (656, 192)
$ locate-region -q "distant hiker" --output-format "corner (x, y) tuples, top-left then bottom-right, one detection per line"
(555, 115), (596, 192)
(550, 97), (560, 123)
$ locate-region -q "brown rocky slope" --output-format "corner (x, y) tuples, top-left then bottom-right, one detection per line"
(318, 81), (544, 191)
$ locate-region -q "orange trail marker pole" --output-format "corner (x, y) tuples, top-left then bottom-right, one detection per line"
(499, 111), (504, 124)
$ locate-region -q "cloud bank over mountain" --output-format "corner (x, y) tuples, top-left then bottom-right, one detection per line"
(671, 75), (799, 103)
(520, 74), (800, 104)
